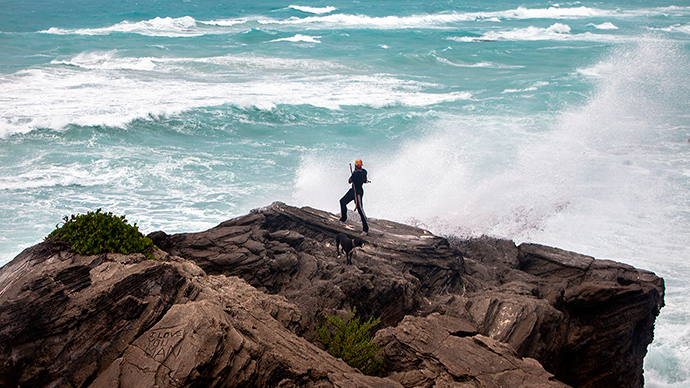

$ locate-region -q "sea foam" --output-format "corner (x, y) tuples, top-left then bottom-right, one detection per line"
(37, 6), (623, 37)
(269, 34), (322, 43)
(40, 16), (204, 37)
(447, 23), (623, 42)
(0, 53), (472, 137)
(288, 5), (337, 14)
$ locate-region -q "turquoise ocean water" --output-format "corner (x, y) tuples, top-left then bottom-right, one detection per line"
(1, 0), (689, 385)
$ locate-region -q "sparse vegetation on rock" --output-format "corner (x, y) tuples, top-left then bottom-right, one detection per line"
(45, 209), (154, 258)
(315, 307), (384, 376)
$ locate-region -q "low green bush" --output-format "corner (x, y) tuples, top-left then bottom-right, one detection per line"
(46, 209), (154, 259)
(315, 307), (384, 376)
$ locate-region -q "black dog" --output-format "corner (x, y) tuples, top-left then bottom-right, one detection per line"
(336, 232), (364, 265)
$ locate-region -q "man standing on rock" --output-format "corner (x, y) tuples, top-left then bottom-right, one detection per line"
(339, 159), (369, 235)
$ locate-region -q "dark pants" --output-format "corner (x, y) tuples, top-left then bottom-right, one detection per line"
(339, 188), (368, 233)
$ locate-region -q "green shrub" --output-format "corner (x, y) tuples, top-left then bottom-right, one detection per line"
(315, 307), (384, 376)
(46, 209), (154, 259)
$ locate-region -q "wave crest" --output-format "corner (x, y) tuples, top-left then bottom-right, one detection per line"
(288, 5), (337, 14)
(36, 5), (629, 36)
(40, 16), (202, 37)
(0, 53), (473, 137)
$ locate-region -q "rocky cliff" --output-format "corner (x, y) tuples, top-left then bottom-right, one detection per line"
(0, 202), (664, 388)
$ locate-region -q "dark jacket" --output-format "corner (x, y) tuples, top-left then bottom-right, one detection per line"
(349, 168), (368, 195)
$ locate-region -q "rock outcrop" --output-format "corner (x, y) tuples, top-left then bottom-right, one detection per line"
(0, 244), (400, 388)
(455, 239), (664, 388)
(0, 202), (664, 388)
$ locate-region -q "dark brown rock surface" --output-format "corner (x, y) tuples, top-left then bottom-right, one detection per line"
(0, 202), (664, 388)
(0, 243), (400, 388)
